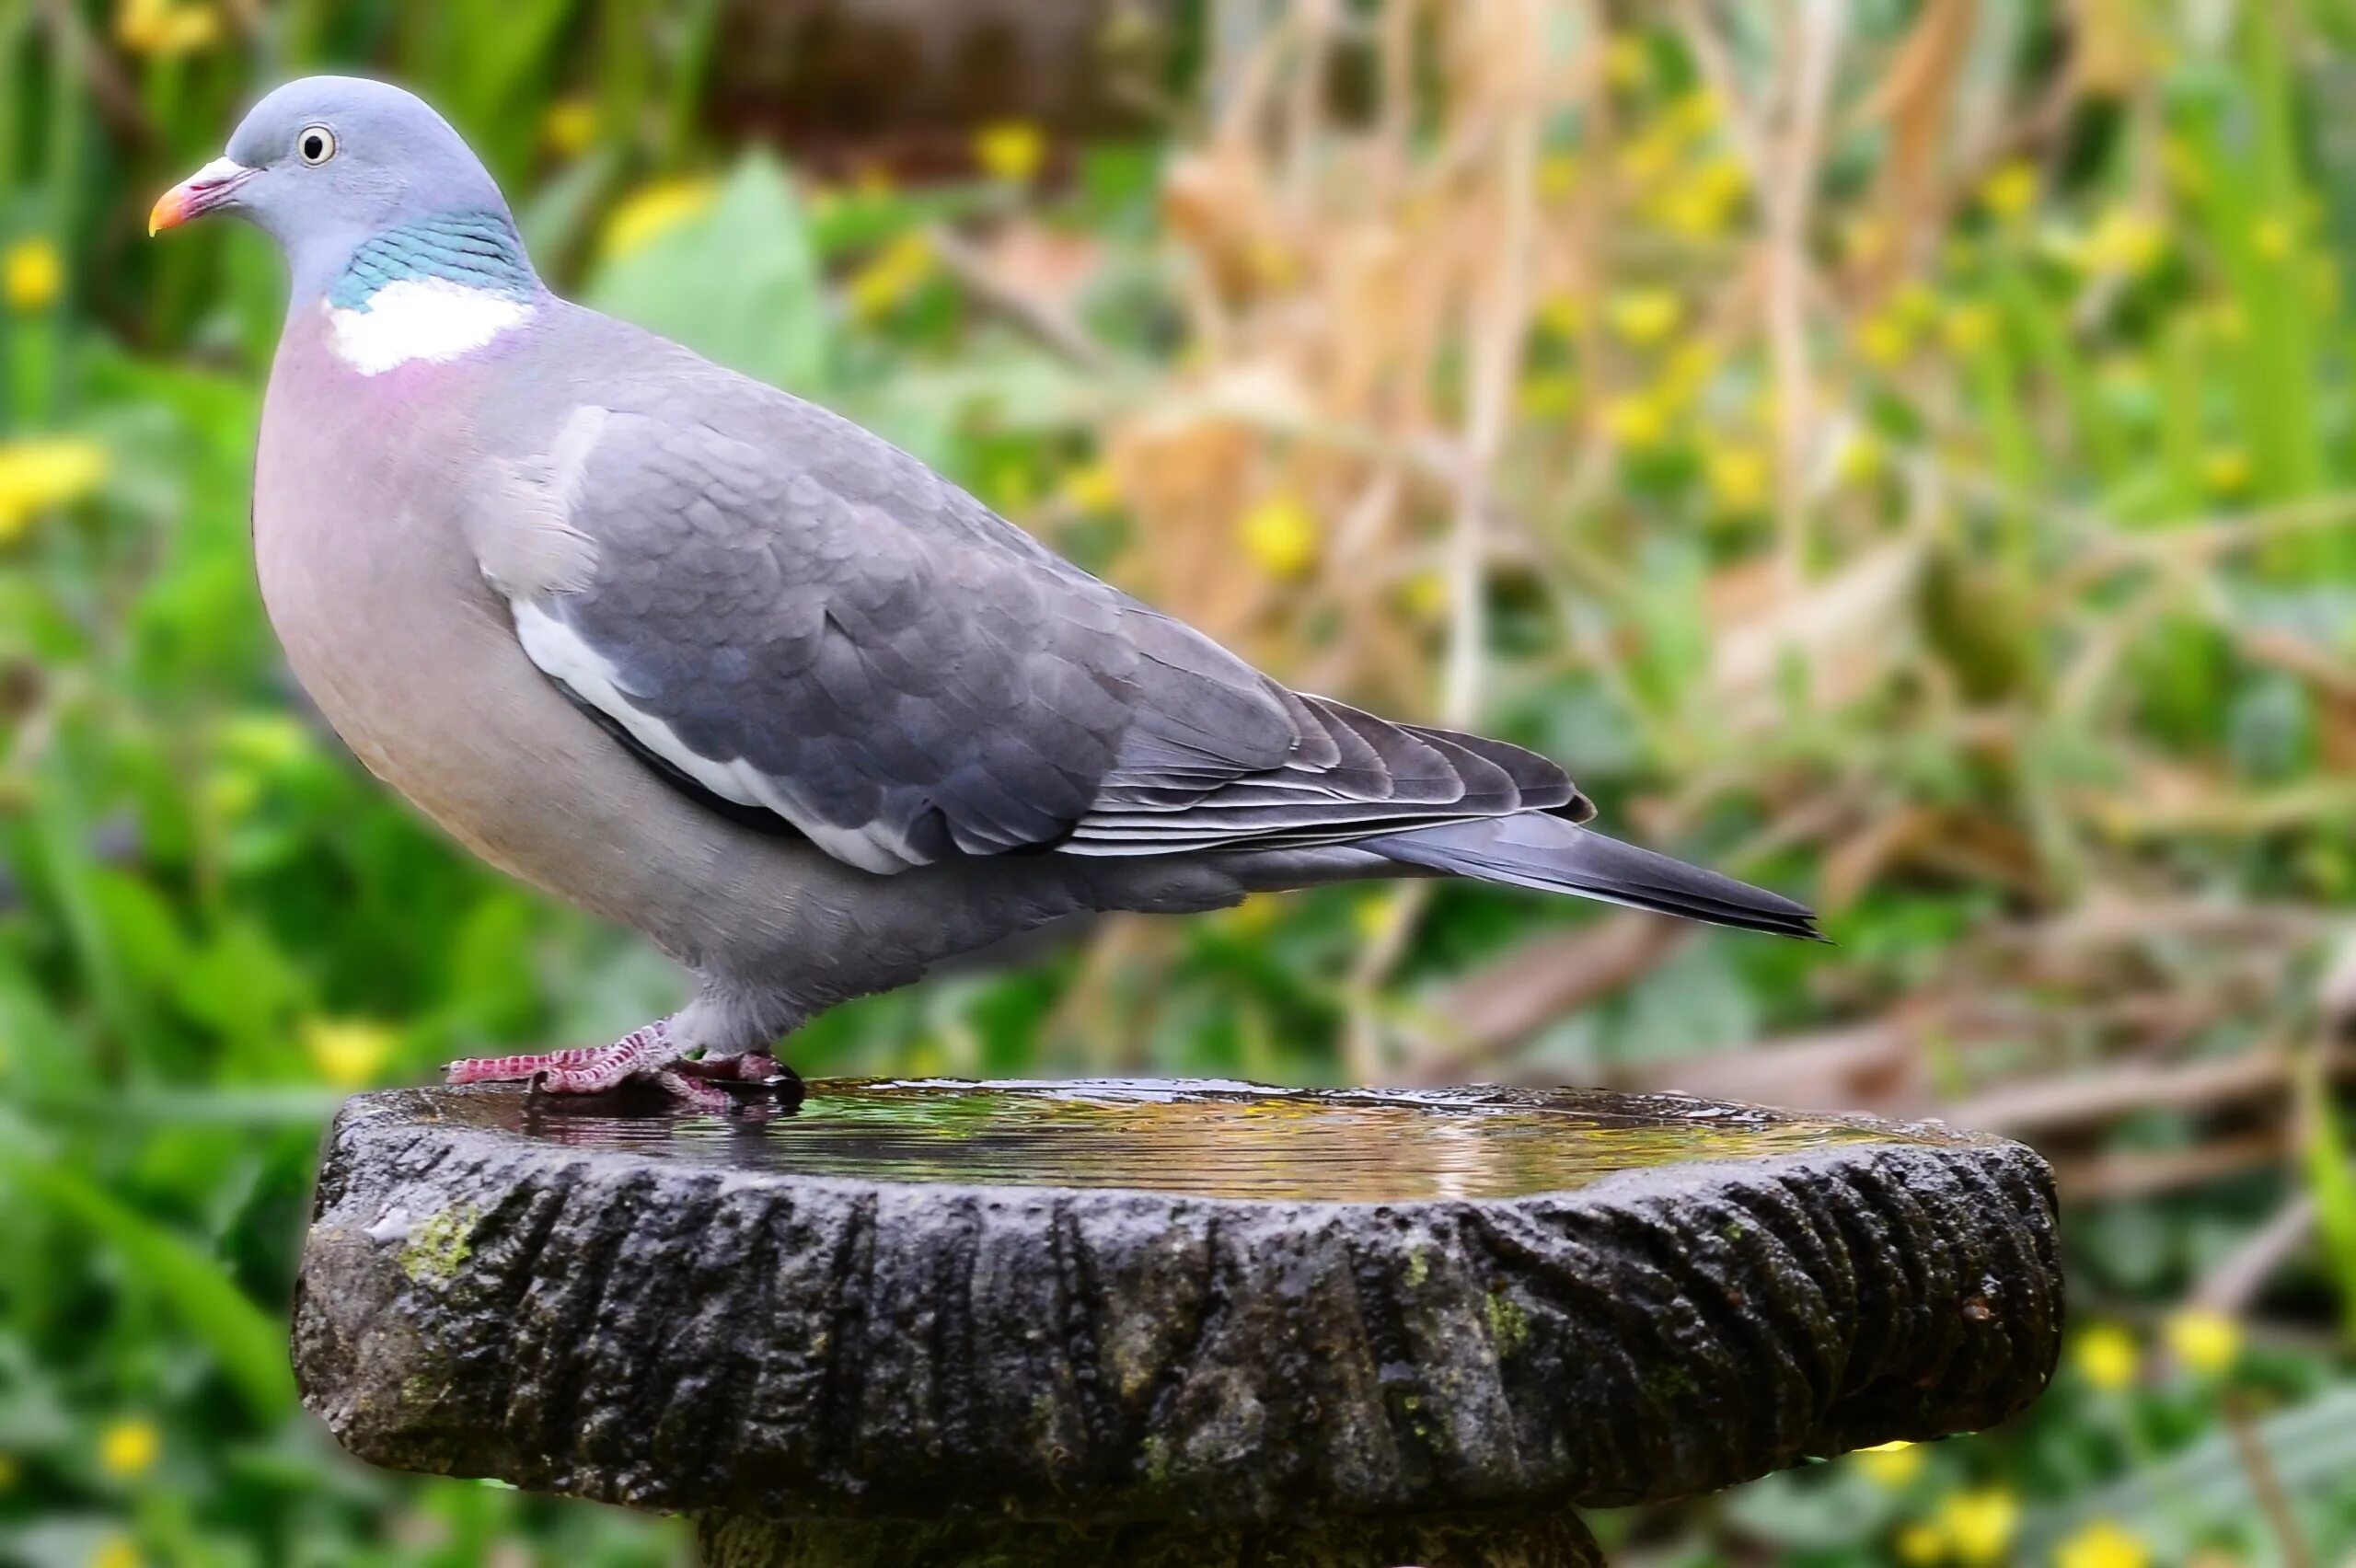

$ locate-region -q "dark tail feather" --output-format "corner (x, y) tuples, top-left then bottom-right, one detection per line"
(1363, 813), (1823, 940)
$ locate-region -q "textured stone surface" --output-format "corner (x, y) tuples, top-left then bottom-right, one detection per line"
(696, 1508), (1604, 1567)
(293, 1079), (2062, 1529)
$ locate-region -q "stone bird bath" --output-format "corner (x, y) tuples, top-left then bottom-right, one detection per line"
(292, 1078), (2062, 1566)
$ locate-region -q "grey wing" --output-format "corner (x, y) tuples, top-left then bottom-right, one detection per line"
(486, 396), (1589, 876)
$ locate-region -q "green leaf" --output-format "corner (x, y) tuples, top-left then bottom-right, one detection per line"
(2300, 1050), (2356, 1343)
(0, 1136), (294, 1422)
(585, 152), (830, 393)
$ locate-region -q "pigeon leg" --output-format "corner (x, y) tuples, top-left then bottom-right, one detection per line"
(444, 1020), (683, 1092)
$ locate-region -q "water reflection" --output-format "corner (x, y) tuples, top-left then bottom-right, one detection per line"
(422, 1078), (1956, 1203)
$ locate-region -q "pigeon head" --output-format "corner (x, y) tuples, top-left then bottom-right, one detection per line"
(151, 76), (533, 306)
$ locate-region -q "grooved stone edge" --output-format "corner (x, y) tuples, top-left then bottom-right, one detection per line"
(292, 1084), (2063, 1527)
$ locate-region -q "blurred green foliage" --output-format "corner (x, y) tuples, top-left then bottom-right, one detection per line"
(2, 1), (2356, 1565)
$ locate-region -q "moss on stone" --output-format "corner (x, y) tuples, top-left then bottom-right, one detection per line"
(399, 1204), (479, 1285)
(1485, 1289), (1532, 1357)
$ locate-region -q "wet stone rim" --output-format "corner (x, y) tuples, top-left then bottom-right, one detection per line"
(292, 1081), (2063, 1527)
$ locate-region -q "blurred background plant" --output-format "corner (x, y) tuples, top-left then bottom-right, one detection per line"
(4, 0), (2356, 1562)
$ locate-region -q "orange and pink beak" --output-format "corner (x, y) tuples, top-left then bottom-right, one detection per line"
(149, 156), (254, 235)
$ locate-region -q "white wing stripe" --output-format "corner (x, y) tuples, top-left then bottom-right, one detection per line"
(510, 600), (922, 874)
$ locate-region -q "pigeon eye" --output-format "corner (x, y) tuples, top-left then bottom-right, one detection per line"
(297, 125), (337, 166)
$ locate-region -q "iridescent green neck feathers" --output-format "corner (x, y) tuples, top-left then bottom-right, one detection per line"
(329, 211), (537, 310)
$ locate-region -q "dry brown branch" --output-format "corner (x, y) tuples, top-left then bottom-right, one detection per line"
(1859, 0), (1976, 286)
(32, 0), (152, 144)
(1951, 1047), (2354, 1134)
(2063, 1133), (2286, 1201)
(1598, 1021), (1923, 1111)
(1762, 0), (1844, 586)
(2194, 1196), (2318, 1315)
(2223, 1389), (2320, 1568)
(923, 224), (1125, 375)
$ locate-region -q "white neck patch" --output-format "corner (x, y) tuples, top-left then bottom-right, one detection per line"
(325, 278), (534, 375)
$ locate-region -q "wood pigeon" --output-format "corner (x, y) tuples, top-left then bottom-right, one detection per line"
(152, 77), (1818, 1102)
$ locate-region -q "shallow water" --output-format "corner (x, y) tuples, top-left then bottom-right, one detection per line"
(429, 1078), (1948, 1203)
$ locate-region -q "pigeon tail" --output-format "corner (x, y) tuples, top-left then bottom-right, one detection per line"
(1362, 813), (1822, 940)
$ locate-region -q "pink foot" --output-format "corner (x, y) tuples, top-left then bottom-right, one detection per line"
(651, 1069), (733, 1113)
(445, 1022), (677, 1093)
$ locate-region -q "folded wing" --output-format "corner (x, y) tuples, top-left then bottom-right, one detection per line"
(481, 385), (1588, 876)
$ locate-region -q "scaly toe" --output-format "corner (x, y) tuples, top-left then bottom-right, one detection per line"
(446, 1022), (678, 1093)
(653, 1069), (734, 1113)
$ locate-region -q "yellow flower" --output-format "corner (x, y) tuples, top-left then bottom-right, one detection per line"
(0, 1451), (17, 1491)
(543, 96), (598, 157)
(2202, 446), (2252, 496)
(1246, 237), (1301, 290)
(1517, 373), (1578, 421)
(2161, 135), (2207, 197)
(987, 459), (1034, 513)
(2057, 1519), (2150, 1568)
(98, 1418), (158, 1480)
(1060, 460), (1122, 514)
(601, 178), (718, 261)
(1538, 151), (1579, 201)
(90, 1536), (143, 1568)
(219, 711), (314, 769)
(115, 0), (217, 56)
(203, 769), (261, 823)
(1238, 491), (1318, 579)
(4, 237), (62, 312)
(1856, 312), (1911, 367)
(1836, 429), (1888, 487)
(1703, 444), (1770, 513)
(975, 121), (1046, 184)
(1979, 159), (2039, 221)
(0, 436), (109, 543)
(2199, 300), (2248, 343)
(1938, 1487), (2020, 1565)
(1223, 893), (1281, 935)
(1601, 394), (1669, 451)
(2165, 1308), (2241, 1376)
(1653, 158), (1748, 240)
(1401, 570), (1449, 621)
(1537, 292), (1584, 340)
(1603, 33), (1650, 89)
(1659, 340), (1715, 404)
(304, 1019), (398, 1089)
(2073, 1321), (2139, 1391)
(2252, 214), (2296, 262)
(2080, 206), (2165, 277)
(2098, 354), (2150, 400)
(1842, 215), (1891, 266)
(1940, 302), (1999, 356)
(846, 233), (934, 322)
(1352, 893), (1399, 941)
(1668, 86), (1724, 139)
(1607, 287), (1682, 347)
(1615, 127), (1681, 189)
(1895, 1521), (1946, 1565)
(1854, 1438), (1927, 1489)
(1891, 282), (1940, 330)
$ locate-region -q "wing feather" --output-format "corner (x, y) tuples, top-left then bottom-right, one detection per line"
(477, 324), (1590, 873)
